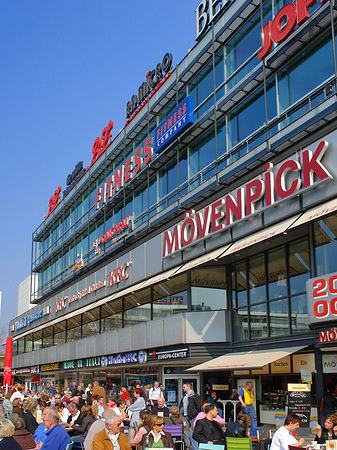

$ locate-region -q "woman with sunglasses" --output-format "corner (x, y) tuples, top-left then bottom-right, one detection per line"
(140, 415), (175, 449)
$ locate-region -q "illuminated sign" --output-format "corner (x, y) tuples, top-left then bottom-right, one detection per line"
(94, 138), (154, 210)
(163, 140), (332, 257)
(126, 53), (173, 122)
(40, 363), (59, 372)
(90, 120), (114, 167)
(107, 351), (146, 365)
(14, 307), (50, 331)
(155, 96), (194, 154)
(195, 0), (231, 40)
(45, 186), (61, 218)
(64, 161), (86, 198)
(92, 216), (132, 255)
(258, 0), (323, 59)
(108, 262), (130, 286)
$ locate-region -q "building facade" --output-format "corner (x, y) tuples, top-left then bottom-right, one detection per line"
(9, 0), (337, 423)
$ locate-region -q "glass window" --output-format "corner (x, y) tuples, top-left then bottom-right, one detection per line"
(268, 247), (287, 299)
(152, 273), (188, 319)
(159, 158), (178, 206)
(233, 308), (249, 341)
(269, 298), (289, 336)
(34, 330), (42, 351)
(134, 183), (149, 226)
(232, 261), (247, 308)
(101, 298), (123, 333)
(67, 316), (81, 342)
(189, 128), (216, 188)
(82, 307), (100, 338)
(43, 327), (53, 348)
(250, 303), (268, 339)
(124, 293), (152, 327)
(54, 320), (66, 345)
(189, 61), (214, 118)
(191, 267), (226, 310)
(314, 214), (337, 275)
(18, 338), (25, 355)
(291, 294), (309, 334)
(278, 32), (334, 114)
(248, 254), (266, 305)
(25, 334), (33, 353)
(289, 238), (310, 295)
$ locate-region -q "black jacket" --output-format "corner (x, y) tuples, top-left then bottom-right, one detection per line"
(19, 410), (38, 434)
(226, 420), (247, 438)
(193, 417), (226, 444)
(140, 431), (175, 450)
(72, 415), (96, 437)
(179, 392), (201, 420)
(315, 428), (337, 444)
(0, 437), (23, 450)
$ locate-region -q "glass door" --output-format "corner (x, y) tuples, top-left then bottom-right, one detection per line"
(162, 374), (200, 406)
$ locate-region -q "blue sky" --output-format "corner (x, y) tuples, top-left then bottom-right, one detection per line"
(0, 1), (197, 330)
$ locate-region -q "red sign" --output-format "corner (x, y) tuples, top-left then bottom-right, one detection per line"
(163, 140), (332, 257)
(4, 338), (13, 386)
(258, 0), (326, 59)
(108, 263), (130, 286)
(90, 120), (114, 167)
(45, 186), (61, 218)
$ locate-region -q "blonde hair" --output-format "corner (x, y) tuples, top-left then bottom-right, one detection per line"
(23, 398), (38, 413)
(0, 418), (15, 438)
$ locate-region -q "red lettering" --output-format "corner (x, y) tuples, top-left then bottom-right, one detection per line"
(329, 275), (337, 295)
(331, 298), (337, 315)
(144, 137), (153, 164)
(270, 3), (297, 43)
(275, 160), (301, 199)
(258, 22), (272, 60)
(101, 120), (114, 152)
(211, 199), (225, 232)
(245, 179), (265, 216)
(302, 141), (332, 188)
(114, 166), (125, 192)
(182, 102), (187, 115)
(314, 299), (328, 318)
(313, 279), (328, 298)
(125, 157), (133, 183)
(225, 188), (245, 226)
(134, 147), (142, 174)
(95, 188), (102, 210)
(296, 0), (317, 25)
(162, 226), (181, 257)
(195, 207), (211, 239)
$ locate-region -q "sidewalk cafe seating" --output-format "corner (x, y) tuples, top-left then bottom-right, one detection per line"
(227, 437), (253, 450)
(164, 424), (184, 450)
(199, 443), (225, 450)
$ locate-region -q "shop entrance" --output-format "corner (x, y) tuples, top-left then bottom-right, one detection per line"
(163, 372), (200, 406)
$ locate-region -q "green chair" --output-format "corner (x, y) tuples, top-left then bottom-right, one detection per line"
(65, 443), (74, 450)
(226, 437), (252, 450)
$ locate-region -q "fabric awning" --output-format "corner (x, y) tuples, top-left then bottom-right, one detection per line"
(173, 245), (231, 276)
(185, 345), (307, 371)
(288, 198), (337, 229)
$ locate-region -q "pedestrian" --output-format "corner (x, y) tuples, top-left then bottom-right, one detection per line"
(151, 397), (170, 417)
(70, 404), (96, 443)
(179, 382), (201, 426)
(92, 395), (107, 418)
(148, 381), (163, 409)
(69, 381), (78, 397)
(270, 414), (305, 450)
(128, 388), (146, 426)
(238, 381), (257, 429)
(120, 385), (130, 401)
(92, 381), (106, 401)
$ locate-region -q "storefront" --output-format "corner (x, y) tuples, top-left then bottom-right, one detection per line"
(8, 0), (337, 420)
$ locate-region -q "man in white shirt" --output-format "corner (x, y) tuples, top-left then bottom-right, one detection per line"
(270, 414), (305, 450)
(148, 381), (163, 408)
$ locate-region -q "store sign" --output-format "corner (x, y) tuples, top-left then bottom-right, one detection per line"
(45, 186), (62, 218)
(31, 366), (40, 374)
(258, 0), (325, 59)
(163, 140), (332, 257)
(322, 354), (337, 373)
(63, 161), (86, 198)
(40, 363), (60, 372)
(94, 138), (154, 210)
(155, 96), (194, 154)
(55, 281), (106, 312)
(13, 368), (30, 375)
(92, 215), (132, 255)
(287, 383), (311, 427)
(108, 262), (130, 287)
(126, 53), (173, 121)
(195, 0), (231, 40)
(271, 356), (291, 373)
(15, 306), (50, 331)
(307, 271), (337, 324)
(89, 120), (114, 167)
(152, 348), (188, 361)
(107, 350), (147, 365)
(292, 353), (315, 373)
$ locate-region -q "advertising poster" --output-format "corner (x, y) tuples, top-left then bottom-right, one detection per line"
(287, 383), (311, 428)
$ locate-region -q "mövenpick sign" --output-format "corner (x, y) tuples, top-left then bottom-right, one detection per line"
(162, 141), (332, 257)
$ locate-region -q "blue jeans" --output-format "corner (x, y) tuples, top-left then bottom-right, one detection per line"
(242, 404), (257, 428)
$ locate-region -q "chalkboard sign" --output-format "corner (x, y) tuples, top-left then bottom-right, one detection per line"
(287, 390), (311, 428)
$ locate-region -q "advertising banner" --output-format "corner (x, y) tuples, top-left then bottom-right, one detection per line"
(287, 383), (311, 427)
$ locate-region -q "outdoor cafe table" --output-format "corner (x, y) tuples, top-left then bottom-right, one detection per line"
(218, 399), (241, 422)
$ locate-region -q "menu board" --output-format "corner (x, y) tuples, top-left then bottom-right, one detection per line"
(287, 384), (311, 428)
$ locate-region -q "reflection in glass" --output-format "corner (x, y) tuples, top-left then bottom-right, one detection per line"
(250, 303), (268, 339)
(291, 294), (309, 334)
(314, 215), (337, 275)
(43, 327), (53, 348)
(67, 316), (81, 342)
(232, 261), (247, 308)
(152, 274), (187, 319)
(34, 330), (42, 351)
(269, 298), (289, 336)
(249, 254), (266, 304)
(25, 334), (33, 352)
(289, 238), (310, 295)
(54, 320), (66, 345)
(18, 338), (25, 355)
(268, 247), (287, 299)
(82, 307), (100, 338)
(101, 299), (123, 333)
(191, 267), (226, 311)
(233, 308), (249, 341)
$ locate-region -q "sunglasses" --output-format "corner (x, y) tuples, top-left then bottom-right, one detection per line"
(155, 423), (164, 426)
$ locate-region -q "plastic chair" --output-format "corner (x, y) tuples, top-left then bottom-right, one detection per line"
(164, 424), (184, 450)
(257, 429), (272, 440)
(199, 444), (225, 450)
(226, 437), (252, 450)
(65, 443), (74, 450)
(71, 442), (84, 450)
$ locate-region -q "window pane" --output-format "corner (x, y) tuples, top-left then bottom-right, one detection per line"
(124, 287), (151, 327)
(314, 214), (337, 275)
(248, 254), (266, 305)
(291, 294), (309, 334)
(268, 247), (287, 299)
(250, 303), (268, 339)
(233, 308), (249, 341)
(54, 320), (66, 345)
(34, 330), (42, 351)
(43, 327), (53, 348)
(152, 273), (188, 319)
(232, 262), (247, 308)
(269, 298), (289, 336)
(289, 238), (310, 295)
(191, 267), (226, 310)
(67, 316), (81, 342)
(25, 335), (33, 353)
(82, 307), (100, 338)
(101, 299), (123, 333)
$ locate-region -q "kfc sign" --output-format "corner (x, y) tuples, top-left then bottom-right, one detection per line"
(307, 272), (337, 324)
(258, 0), (325, 59)
(163, 140), (332, 257)
(108, 263), (130, 286)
